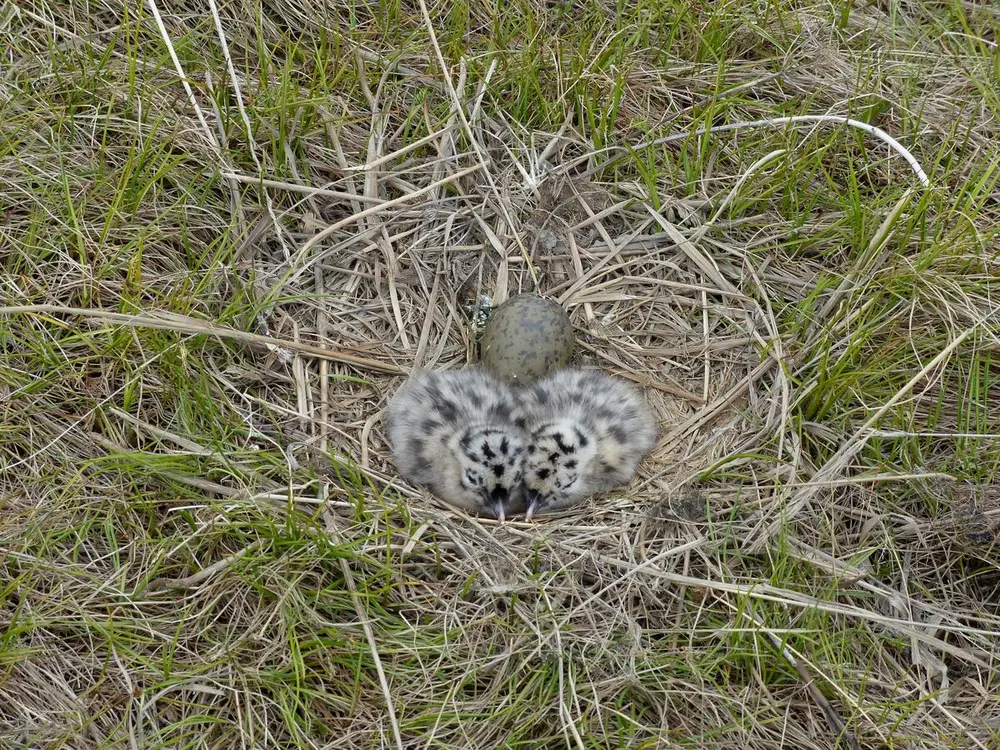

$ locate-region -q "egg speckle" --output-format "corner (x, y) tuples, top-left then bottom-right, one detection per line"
(479, 294), (574, 386)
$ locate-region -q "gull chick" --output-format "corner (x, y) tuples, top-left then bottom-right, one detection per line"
(517, 368), (658, 519)
(386, 369), (527, 520)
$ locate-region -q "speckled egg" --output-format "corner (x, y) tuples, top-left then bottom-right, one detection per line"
(479, 294), (574, 386)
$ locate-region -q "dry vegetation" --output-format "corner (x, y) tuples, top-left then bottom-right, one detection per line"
(2, 0), (1000, 747)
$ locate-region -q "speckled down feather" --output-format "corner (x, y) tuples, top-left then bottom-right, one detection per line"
(385, 368), (528, 519)
(516, 368), (658, 517)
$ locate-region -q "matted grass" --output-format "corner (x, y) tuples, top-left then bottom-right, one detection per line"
(2, 0), (1000, 747)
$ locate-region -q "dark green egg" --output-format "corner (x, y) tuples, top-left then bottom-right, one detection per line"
(479, 294), (574, 386)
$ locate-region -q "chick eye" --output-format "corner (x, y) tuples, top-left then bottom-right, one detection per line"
(464, 469), (480, 486)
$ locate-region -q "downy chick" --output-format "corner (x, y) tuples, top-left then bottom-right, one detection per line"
(517, 368), (657, 519)
(386, 368), (527, 520)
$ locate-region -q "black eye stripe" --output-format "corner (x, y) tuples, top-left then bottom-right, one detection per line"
(553, 433), (574, 454)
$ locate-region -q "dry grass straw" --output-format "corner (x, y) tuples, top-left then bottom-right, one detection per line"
(2, 0), (1000, 747)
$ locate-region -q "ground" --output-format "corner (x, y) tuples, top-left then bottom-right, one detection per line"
(2, 0), (1000, 748)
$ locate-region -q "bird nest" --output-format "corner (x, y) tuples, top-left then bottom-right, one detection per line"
(266, 124), (827, 611)
(281, 148), (770, 536)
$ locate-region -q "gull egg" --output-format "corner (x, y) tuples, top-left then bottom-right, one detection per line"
(479, 293), (574, 386)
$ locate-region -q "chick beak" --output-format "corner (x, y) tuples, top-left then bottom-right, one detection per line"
(488, 488), (507, 523)
(524, 494), (541, 522)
